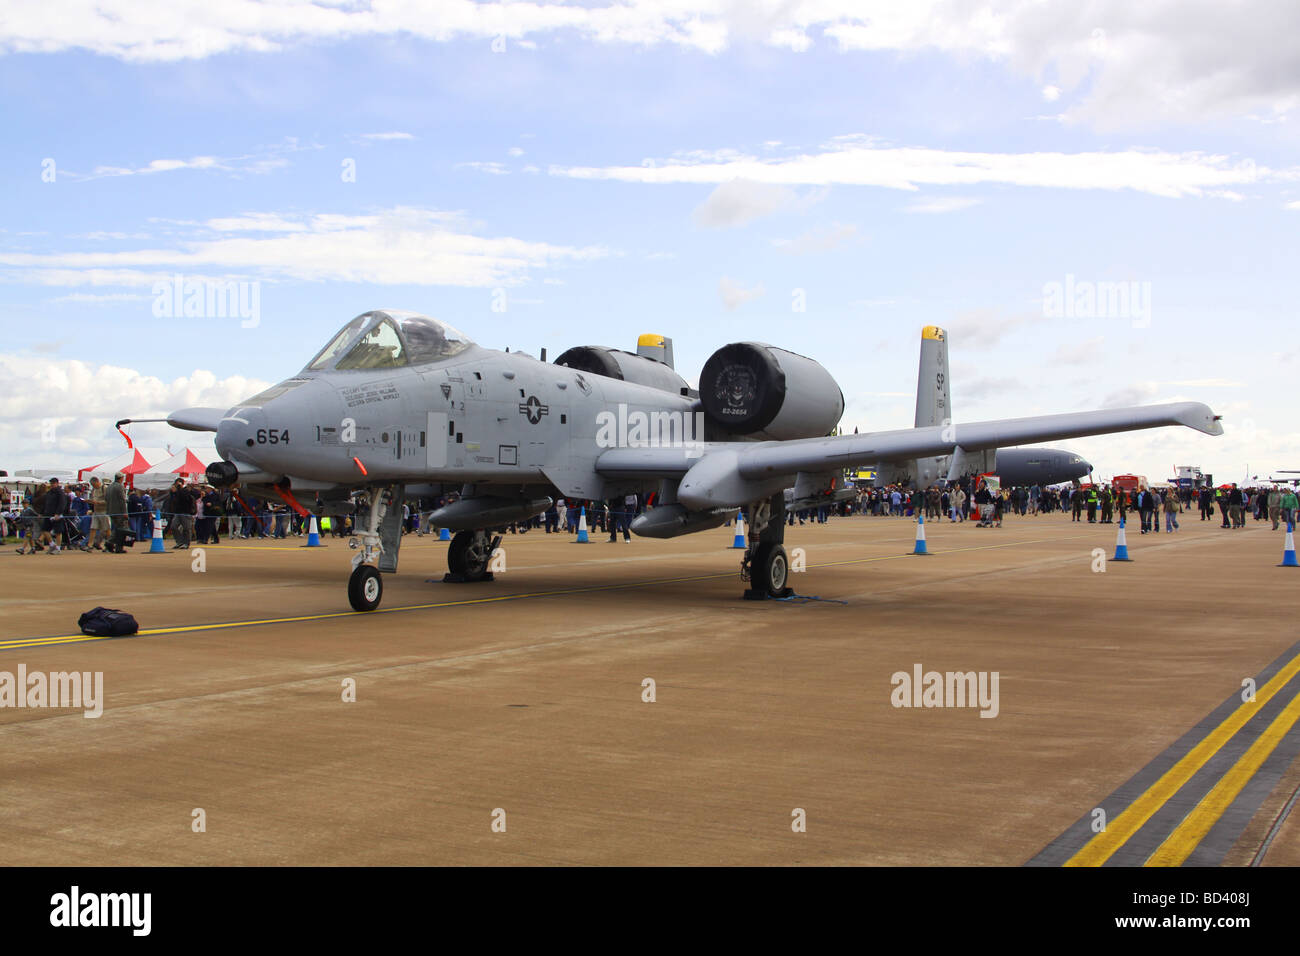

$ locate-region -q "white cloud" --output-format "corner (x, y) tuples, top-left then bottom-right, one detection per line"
(947, 310), (1043, 349)
(0, 207), (608, 289)
(205, 213), (307, 233)
(459, 161), (510, 175)
(771, 222), (858, 254)
(360, 132), (414, 141)
(1042, 85), (1061, 102)
(3, 2), (1294, 126)
(718, 276), (765, 311)
(1049, 336), (1106, 366)
(0, 352), (269, 471)
(905, 196), (982, 214)
(60, 140), (312, 181)
(1161, 378), (1247, 388)
(50, 292), (148, 304)
(692, 180), (800, 228)
(554, 138), (1285, 199)
(1101, 382), (1161, 408)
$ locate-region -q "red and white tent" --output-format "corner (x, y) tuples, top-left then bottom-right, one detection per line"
(136, 448), (213, 487)
(79, 447), (169, 483)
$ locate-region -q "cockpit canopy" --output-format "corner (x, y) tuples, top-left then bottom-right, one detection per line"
(306, 310), (474, 371)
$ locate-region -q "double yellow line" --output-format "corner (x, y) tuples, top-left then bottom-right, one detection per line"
(1066, 647), (1300, 866)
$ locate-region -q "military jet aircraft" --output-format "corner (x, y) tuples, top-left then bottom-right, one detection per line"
(122, 309), (1223, 611)
(882, 326), (1094, 488)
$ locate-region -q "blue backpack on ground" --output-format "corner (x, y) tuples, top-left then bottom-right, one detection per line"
(77, 607), (139, 637)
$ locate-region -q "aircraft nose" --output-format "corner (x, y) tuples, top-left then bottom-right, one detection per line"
(215, 407), (267, 462)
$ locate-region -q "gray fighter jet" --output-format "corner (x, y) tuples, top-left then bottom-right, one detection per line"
(123, 310), (1222, 611)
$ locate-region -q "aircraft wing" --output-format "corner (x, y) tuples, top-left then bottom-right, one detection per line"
(596, 401), (1222, 508)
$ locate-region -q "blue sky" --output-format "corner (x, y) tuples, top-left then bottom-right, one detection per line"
(2, 1), (1298, 482)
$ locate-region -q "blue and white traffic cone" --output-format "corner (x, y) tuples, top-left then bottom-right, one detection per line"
(575, 507), (589, 543)
(912, 511), (929, 555)
(303, 515), (324, 547)
(438, 527), (450, 541)
(147, 510), (166, 554)
(1112, 517), (1133, 562)
(731, 514), (747, 549)
(1281, 522), (1298, 568)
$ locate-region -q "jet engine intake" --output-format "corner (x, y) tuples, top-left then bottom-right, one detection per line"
(699, 342), (844, 440)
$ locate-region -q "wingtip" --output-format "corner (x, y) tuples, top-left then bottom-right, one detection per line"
(1178, 402), (1224, 437)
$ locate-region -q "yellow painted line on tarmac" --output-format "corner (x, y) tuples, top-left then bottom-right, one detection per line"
(0, 634), (121, 651)
(192, 544), (329, 551)
(1065, 648), (1300, 866)
(0, 530), (1104, 650)
(1145, 680), (1300, 866)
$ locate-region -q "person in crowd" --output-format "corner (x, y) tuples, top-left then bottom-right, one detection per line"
(69, 485), (90, 545)
(39, 477), (69, 554)
(84, 476), (109, 550)
(1281, 487), (1299, 528)
(14, 491), (43, 554)
(200, 486), (224, 543)
(127, 487), (144, 542)
(169, 478), (195, 549)
(1138, 487), (1156, 534)
(1198, 486), (1214, 521)
(1228, 484), (1245, 529)
(1163, 487), (1181, 533)
(105, 472), (129, 553)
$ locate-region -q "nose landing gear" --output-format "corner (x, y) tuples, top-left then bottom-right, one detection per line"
(347, 484), (394, 612)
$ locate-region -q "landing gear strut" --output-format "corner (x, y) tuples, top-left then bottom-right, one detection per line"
(740, 494), (795, 600)
(444, 529), (501, 583)
(347, 484), (394, 612)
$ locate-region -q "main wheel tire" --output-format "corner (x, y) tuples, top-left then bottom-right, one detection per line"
(753, 543), (790, 597)
(348, 564), (383, 611)
(448, 530), (490, 582)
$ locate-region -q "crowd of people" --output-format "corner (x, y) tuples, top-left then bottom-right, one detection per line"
(1, 476), (337, 552)
(4, 473), (1297, 553)
(838, 479), (1298, 535)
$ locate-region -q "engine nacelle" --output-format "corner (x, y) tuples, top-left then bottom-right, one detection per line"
(699, 342), (844, 441)
(554, 346), (691, 396)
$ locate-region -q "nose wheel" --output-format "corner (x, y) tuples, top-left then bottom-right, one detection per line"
(348, 564), (383, 612)
(346, 483), (394, 611)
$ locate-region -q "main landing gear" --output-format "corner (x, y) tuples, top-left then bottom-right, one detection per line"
(444, 529), (501, 583)
(740, 495), (795, 600)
